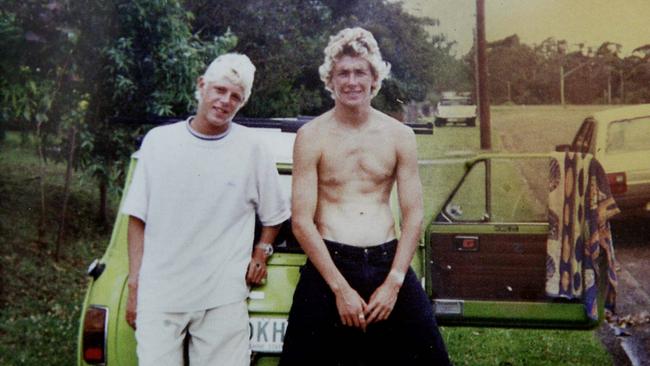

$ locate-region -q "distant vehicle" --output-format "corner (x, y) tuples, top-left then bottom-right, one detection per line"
(434, 92), (477, 127)
(557, 104), (650, 218)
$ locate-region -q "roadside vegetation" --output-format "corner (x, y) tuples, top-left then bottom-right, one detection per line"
(0, 133), (114, 365)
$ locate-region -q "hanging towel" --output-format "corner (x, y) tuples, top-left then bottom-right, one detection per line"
(584, 159), (620, 316)
(545, 152), (619, 320)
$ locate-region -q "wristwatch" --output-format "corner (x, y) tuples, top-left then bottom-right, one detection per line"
(255, 242), (274, 257)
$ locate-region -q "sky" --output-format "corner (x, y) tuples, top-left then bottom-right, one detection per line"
(399, 0), (650, 57)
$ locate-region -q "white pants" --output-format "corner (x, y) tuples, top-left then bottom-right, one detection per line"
(136, 301), (250, 366)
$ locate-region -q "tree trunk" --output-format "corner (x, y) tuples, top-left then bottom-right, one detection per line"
(98, 176), (108, 227)
(55, 125), (77, 261)
(36, 120), (47, 246)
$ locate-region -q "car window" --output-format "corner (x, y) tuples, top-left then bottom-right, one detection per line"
(440, 99), (471, 106)
(606, 117), (650, 153)
(572, 119), (595, 154)
(489, 158), (548, 223)
(444, 157), (548, 223)
(444, 161), (487, 221)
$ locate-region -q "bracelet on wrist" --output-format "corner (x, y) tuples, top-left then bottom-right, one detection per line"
(255, 242), (274, 257)
(389, 269), (406, 285)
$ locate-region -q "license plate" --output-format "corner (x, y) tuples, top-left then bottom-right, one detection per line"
(249, 317), (288, 353)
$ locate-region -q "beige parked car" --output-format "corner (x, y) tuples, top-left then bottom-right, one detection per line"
(559, 104), (650, 218)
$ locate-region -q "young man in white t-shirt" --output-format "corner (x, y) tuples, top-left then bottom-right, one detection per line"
(122, 53), (290, 366)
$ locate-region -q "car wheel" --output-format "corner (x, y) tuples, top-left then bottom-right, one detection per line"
(435, 118), (446, 127)
(466, 118), (476, 127)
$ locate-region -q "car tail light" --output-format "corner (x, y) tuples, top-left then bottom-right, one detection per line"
(82, 305), (108, 364)
(607, 172), (627, 195)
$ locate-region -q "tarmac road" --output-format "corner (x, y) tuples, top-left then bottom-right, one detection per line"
(490, 105), (650, 365)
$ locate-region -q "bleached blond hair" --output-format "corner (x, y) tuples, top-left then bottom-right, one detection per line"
(195, 53), (256, 105)
(319, 27), (391, 98)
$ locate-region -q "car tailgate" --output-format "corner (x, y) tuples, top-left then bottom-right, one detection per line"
(248, 253), (305, 354)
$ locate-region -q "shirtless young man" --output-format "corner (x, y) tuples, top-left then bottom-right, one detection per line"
(280, 28), (451, 365)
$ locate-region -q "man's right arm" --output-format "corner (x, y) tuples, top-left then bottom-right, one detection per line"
(291, 126), (368, 330)
(126, 216), (145, 329)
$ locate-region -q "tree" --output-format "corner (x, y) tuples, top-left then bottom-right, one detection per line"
(476, 35), (542, 104)
(478, 34), (650, 105)
(0, 10), (24, 143)
(188, 0), (333, 116)
(77, 0), (237, 225)
(621, 47), (650, 103)
(187, 0), (466, 117)
(0, 1), (85, 245)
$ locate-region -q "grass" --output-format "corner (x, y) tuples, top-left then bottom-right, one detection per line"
(0, 106), (613, 365)
(0, 134), (115, 365)
(443, 327), (611, 365)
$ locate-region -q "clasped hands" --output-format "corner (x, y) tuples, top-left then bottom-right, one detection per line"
(335, 274), (402, 331)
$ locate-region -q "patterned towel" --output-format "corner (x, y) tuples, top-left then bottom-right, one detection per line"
(546, 152), (619, 320)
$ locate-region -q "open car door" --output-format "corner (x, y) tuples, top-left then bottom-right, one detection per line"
(426, 154), (614, 329)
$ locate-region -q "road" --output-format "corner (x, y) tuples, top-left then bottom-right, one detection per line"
(490, 105), (650, 366)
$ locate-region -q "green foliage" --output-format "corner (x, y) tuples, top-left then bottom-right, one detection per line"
(0, 0), (85, 122)
(187, 0), (466, 117)
(0, 137), (112, 365)
(0, 10), (23, 137)
(99, 1), (236, 117)
(76, 0), (237, 208)
(473, 35), (650, 105)
(189, 0), (333, 116)
(2, 0), (466, 199)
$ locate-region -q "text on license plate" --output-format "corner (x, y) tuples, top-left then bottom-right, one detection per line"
(249, 317), (288, 353)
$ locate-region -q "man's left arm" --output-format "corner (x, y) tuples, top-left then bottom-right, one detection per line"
(366, 127), (423, 323)
(247, 224), (282, 285)
(246, 142), (291, 285)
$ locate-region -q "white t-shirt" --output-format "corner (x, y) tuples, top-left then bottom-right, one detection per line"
(121, 118), (290, 312)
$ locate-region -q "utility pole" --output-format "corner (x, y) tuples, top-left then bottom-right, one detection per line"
(560, 65), (564, 107)
(607, 69), (612, 104)
(560, 61), (591, 106)
(476, 0), (491, 149)
(620, 69), (624, 104)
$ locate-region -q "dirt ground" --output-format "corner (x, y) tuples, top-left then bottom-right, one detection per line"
(608, 220), (650, 366)
(491, 105), (650, 365)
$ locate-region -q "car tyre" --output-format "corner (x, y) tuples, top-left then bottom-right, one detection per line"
(434, 118), (447, 127)
(466, 117), (476, 127)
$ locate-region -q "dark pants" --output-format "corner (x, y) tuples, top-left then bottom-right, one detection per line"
(279, 240), (451, 366)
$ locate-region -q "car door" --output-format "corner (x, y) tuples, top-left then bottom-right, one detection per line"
(427, 155), (605, 329)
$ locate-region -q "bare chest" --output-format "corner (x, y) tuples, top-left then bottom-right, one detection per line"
(318, 133), (396, 186)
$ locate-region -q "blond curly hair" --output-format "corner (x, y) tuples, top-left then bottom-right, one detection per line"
(319, 27), (391, 99)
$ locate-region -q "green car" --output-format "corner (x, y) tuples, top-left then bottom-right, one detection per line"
(78, 120), (614, 365)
